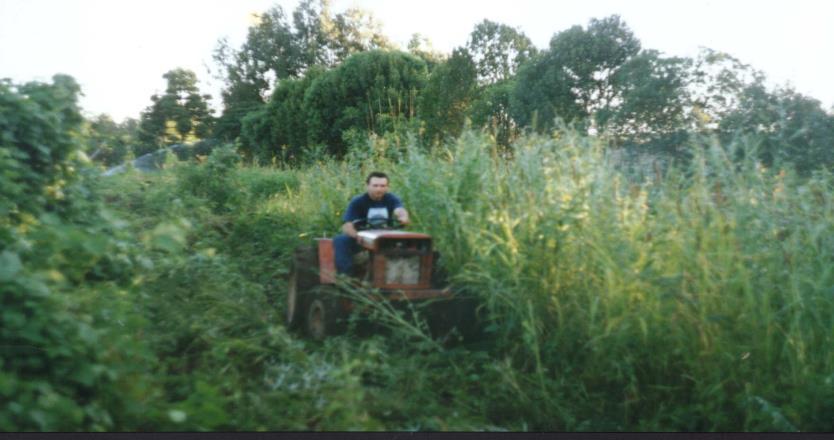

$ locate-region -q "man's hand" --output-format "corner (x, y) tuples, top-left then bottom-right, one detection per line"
(394, 207), (410, 226)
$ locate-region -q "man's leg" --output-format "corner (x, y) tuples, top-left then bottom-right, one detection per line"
(333, 234), (359, 276)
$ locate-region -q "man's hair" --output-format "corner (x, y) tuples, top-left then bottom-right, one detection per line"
(366, 171), (389, 184)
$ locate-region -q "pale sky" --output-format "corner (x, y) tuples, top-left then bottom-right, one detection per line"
(2, 0), (833, 122)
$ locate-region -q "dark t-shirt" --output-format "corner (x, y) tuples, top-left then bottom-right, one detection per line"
(342, 193), (404, 224)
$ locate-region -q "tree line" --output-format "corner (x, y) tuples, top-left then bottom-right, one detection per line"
(84, 0), (834, 173)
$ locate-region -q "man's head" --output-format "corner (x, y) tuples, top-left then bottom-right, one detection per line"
(365, 171), (389, 201)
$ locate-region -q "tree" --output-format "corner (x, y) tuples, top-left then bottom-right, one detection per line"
(719, 84), (834, 173)
(548, 15), (641, 123)
(83, 115), (138, 167)
(466, 19), (537, 85)
(213, 0), (394, 141)
(212, 67), (265, 142)
(324, 6), (394, 63)
(601, 50), (691, 150)
(676, 47), (834, 169)
(211, 6), (295, 141)
(458, 20), (538, 147)
(303, 50), (428, 155)
(510, 52), (585, 130)
(138, 68), (214, 153)
(419, 48), (478, 145)
(685, 48), (765, 132)
(407, 33), (445, 72)
(470, 79), (519, 147)
(239, 67), (324, 163)
(511, 15), (691, 152)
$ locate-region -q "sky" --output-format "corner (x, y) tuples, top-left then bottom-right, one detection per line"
(2, 0), (833, 122)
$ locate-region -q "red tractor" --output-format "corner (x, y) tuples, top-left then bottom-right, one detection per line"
(286, 226), (470, 340)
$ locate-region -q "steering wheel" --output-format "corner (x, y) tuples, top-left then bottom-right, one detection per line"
(352, 217), (405, 231)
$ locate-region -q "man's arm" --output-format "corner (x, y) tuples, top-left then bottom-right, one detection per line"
(394, 207), (410, 225)
(342, 195), (362, 238)
(342, 221), (359, 238)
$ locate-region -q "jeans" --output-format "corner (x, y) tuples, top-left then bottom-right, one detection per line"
(333, 234), (360, 275)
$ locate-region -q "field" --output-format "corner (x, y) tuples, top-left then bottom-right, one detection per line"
(73, 131), (834, 431)
(4, 6), (834, 430)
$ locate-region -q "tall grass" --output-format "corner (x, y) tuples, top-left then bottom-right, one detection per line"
(270, 130), (834, 430)
(99, 129), (834, 430)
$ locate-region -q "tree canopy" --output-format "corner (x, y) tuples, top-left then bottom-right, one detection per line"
(73, 8), (834, 174)
(137, 68), (214, 154)
(466, 19), (537, 85)
(419, 48), (478, 146)
(212, 0), (394, 140)
(303, 49), (427, 155)
(510, 16), (693, 152)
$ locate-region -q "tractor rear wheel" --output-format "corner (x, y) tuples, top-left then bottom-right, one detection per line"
(286, 246), (318, 330)
(430, 251), (449, 286)
(427, 295), (482, 343)
(452, 296), (482, 341)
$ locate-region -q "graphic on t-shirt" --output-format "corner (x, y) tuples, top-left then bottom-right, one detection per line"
(367, 207), (389, 221)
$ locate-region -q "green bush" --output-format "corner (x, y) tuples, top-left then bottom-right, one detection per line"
(237, 167), (300, 202)
(175, 144), (241, 212)
(0, 76), (83, 220)
(0, 76), (166, 430)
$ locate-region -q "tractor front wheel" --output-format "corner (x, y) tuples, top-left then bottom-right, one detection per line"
(286, 246), (318, 330)
(305, 288), (347, 340)
(286, 267), (303, 329)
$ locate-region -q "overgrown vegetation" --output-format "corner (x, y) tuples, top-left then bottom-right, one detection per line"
(5, 71), (833, 430)
(6, 0), (834, 432)
(1, 75), (165, 430)
(111, 129), (834, 432)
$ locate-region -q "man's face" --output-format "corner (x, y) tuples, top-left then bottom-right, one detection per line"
(366, 177), (389, 201)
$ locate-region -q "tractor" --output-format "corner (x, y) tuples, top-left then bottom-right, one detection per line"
(285, 220), (471, 340)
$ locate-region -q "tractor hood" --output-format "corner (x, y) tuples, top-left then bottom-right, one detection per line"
(357, 230), (432, 251)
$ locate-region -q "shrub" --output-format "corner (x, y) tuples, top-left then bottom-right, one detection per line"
(175, 144), (241, 212)
(0, 76), (165, 430)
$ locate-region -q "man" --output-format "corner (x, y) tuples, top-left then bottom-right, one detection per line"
(333, 171), (410, 276)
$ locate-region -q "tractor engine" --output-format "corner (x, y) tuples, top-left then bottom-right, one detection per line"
(359, 231), (433, 289)
(316, 231), (435, 290)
